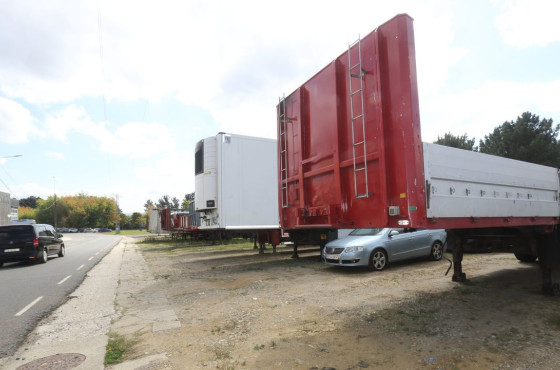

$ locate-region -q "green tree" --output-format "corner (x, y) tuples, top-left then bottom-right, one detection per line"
(434, 132), (477, 151)
(130, 212), (144, 230)
(19, 196), (42, 208)
(18, 206), (37, 220)
(182, 192), (194, 209)
(479, 112), (560, 167)
(157, 195), (171, 209)
(144, 199), (155, 212)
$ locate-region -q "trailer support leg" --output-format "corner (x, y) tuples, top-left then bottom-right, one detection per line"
(536, 229), (560, 296)
(292, 244), (299, 258)
(452, 233), (467, 282)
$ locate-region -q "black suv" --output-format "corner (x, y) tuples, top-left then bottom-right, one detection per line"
(0, 224), (65, 267)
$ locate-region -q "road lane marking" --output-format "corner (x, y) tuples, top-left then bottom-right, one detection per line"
(77, 264), (85, 271)
(58, 275), (71, 285)
(15, 296), (43, 317)
(88, 257), (94, 261)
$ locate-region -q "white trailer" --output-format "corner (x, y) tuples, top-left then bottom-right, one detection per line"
(423, 142), (560, 222)
(195, 133), (279, 231)
(148, 209), (163, 234)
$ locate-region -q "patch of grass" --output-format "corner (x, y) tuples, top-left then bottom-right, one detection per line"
(154, 274), (171, 280)
(548, 315), (560, 330)
(253, 344), (265, 350)
(110, 230), (149, 236)
(104, 332), (136, 365)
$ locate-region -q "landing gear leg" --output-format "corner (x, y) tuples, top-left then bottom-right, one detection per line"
(537, 229), (560, 296)
(292, 244), (299, 258)
(451, 232), (467, 282)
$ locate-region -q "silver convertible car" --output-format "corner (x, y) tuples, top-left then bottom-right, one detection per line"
(322, 228), (447, 271)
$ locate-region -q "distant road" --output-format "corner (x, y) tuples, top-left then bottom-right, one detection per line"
(0, 233), (122, 358)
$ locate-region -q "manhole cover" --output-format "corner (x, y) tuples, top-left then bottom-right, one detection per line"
(16, 353), (86, 370)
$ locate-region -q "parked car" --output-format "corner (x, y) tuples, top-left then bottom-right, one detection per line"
(322, 228), (447, 271)
(0, 224), (65, 267)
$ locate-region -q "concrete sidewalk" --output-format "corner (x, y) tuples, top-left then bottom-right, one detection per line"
(0, 237), (177, 370)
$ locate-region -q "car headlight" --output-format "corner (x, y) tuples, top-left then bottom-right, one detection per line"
(344, 246), (364, 253)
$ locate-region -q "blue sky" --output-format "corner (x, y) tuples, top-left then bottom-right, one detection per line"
(1, 0), (559, 214)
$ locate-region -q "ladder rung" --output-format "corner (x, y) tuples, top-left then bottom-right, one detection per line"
(352, 114), (364, 120)
(353, 140), (365, 146)
(351, 89), (363, 96)
(355, 167), (366, 172)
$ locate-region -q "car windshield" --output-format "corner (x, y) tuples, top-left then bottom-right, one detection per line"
(349, 228), (384, 236)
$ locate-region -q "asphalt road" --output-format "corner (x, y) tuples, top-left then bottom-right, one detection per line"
(0, 232), (122, 358)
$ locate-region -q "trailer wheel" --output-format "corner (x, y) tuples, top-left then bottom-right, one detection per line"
(369, 249), (387, 271)
(430, 241), (444, 261)
(514, 253), (537, 263)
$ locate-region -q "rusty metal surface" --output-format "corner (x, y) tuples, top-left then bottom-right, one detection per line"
(16, 353), (86, 370)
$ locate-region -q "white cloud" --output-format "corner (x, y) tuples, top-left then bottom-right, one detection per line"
(0, 97), (36, 143)
(46, 152), (65, 160)
(100, 122), (176, 158)
(421, 79), (560, 142)
(43, 105), (175, 159)
(494, 0), (560, 48)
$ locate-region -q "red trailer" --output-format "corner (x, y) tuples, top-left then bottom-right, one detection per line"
(277, 14), (560, 293)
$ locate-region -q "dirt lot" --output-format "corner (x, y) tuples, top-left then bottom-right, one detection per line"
(109, 239), (560, 370)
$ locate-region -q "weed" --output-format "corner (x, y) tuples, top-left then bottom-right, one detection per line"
(104, 332), (136, 365)
(253, 344), (265, 350)
(213, 344), (231, 360)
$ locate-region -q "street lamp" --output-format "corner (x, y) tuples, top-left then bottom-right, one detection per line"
(0, 154), (23, 158)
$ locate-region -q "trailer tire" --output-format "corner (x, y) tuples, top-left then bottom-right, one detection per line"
(430, 241), (444, 261)
(514, 253), (537, 263)
(369, 249), (387, 271)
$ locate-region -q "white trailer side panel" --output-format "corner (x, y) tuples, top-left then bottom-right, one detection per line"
(196, 133), (279, 229)
(423, 143), (560, 219)
(218, 134), (279, 229)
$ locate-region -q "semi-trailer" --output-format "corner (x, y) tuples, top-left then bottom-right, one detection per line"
(194, 132), (282, 249)
(277, 13), (560, 294)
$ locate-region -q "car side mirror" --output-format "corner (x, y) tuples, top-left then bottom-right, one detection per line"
(389, 230), (399, 237)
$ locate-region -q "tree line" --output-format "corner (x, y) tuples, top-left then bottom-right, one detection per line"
(18, 194), (144, 230)
(435, 112), (560, 167)
(144, 192), (194, 211)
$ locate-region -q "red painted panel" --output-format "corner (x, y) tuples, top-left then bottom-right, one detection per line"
(278, 14), (425, 230)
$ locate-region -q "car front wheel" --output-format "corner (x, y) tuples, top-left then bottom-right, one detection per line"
(369, 249), (387, 271)
(431, 241), (444, 261)
(58, 245), (65, 258)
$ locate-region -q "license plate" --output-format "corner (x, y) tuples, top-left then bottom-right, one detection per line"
(325, 253), (340, 260)
(4, 248), (20, 253)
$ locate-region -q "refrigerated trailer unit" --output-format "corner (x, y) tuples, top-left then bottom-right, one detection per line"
(195, 133), (282, 249)
(277, 13), (560, 293)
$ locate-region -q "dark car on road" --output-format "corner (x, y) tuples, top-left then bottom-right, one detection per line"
(0, 224), (65, 267)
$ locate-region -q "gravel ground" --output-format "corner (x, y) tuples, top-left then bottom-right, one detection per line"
(108, 239), (560, 370)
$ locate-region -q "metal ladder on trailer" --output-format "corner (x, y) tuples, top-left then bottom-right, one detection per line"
(348, 37), (370, 198)
(278, 95), (289, 208)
